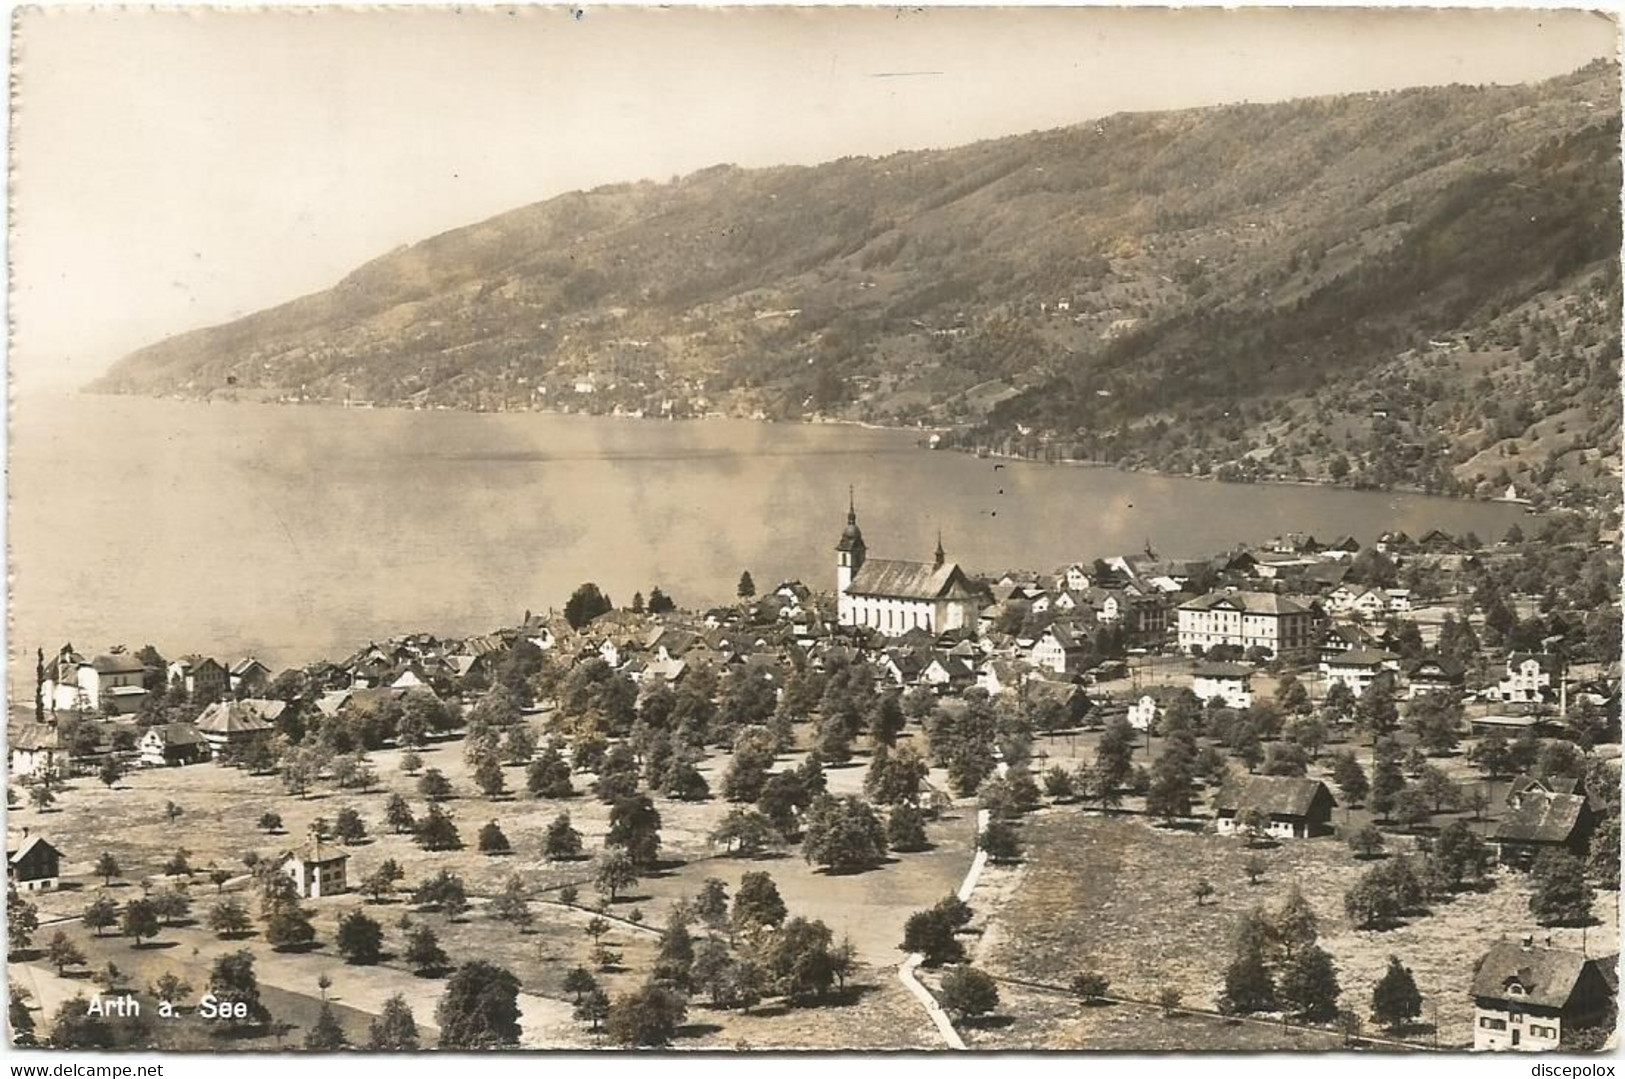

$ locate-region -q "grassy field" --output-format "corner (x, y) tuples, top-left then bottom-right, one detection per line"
(971, 810), (1618, 1050)
(8, 726), (973, 1050)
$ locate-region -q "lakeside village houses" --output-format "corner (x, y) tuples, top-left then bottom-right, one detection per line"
(8, 504), (1620, 1046)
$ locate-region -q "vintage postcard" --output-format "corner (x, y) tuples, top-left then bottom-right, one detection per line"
(5, 4), (1621, 1057)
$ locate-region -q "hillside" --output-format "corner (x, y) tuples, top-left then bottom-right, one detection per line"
(92, 61), (1623, 512)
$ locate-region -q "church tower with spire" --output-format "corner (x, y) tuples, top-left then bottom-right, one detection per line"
(836, 487), (867, 599)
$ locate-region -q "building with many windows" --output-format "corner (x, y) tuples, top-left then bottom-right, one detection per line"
(1471, 942), (1616, 1051)
(1175, 590), (1318, 661)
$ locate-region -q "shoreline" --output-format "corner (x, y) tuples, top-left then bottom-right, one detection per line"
(77, 386), (1544, 514)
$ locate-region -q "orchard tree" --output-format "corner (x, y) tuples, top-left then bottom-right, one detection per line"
(1370, 956), (1423, 1033)
(1530, 850), (1596, 926)
(367, 994), (420, 1050)
(436, 962), (522, 1047)
(337, 910), (385, 964)
(939, 965), (1000, 1022)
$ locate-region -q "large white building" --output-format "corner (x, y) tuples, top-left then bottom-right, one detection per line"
(1176, 590), (1318, 662)
(836, 501), (980, 635)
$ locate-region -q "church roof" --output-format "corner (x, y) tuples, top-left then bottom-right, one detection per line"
(848, 558), (972, 601)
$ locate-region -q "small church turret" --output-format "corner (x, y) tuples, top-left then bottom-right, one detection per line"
(933, 528), (945, 569)
(836, 487), (867, 595)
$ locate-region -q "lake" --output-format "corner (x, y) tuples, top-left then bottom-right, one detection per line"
(7, 393), (1531, 682)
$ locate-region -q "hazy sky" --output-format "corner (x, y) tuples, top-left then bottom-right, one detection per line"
(11, 5), (1618, 391)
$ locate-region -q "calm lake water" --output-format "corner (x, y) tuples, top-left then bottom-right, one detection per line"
(7, 393), (1531, 682)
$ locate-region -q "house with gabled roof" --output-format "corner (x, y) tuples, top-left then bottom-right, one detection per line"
(44, 646), (150, 715)
(168, 654), (229, 701)
(281, 831), (349, 898)
(7, 834), (62, 892)
(1213, 776), (1336, 838)
(1191, 662), (1254, 710)
(1320, 648), (1401, 699)
(139, 723), (208, 767)
(1490, 790), (1594, 869)
(1471, 941), (1617, 1050)
(230, 657), (273, 695)
(194, 698), (281, 758)
(1500, 653), (1560, 705)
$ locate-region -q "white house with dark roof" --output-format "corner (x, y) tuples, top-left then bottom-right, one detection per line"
(1471, 942), (1617, 1051)
(1191, 662), (1254, 709)
(835, 500), (980, 635)
(282, 831), (349, 898)
(1319, 647), (1401, 699)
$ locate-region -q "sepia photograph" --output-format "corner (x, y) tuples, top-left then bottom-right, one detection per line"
(4, 3), (1622, 1056)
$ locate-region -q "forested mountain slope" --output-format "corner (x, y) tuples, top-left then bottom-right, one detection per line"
(93, 60), (1622, 510)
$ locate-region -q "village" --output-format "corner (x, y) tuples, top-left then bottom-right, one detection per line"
(6, 502), (1620, 1052)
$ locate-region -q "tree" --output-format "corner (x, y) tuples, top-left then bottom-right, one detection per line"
(263, 895), (316, 950)
(801, 795), (888, 872)
(939, 965), (1000, 1022)
(151, 886), (191, 926)
(97, 756), (123, 789)
(564, 583), (613, 629)
(399, 748), (423, 775)
(45, 931), (86, 977)
(737, 571), (756, 599)
(1192, 879), (1215, 906)
(980, 820), (1023, 864)
(900, 900), (968, 967)
(94, 852), (121, 887)
(1349, 825), (1386, 860)
(594, 850), (638, 903)
(692, 878), (729, 930)
(28, 785), (55, 813)
(1219, 915), (1276, 1015)
(148, 970), (192, 1007)
(1432, 821), (1490, 888)
(491, 875), (533, 930)
(304, 1001), (348, 1049)
(646, 588), (675, 615)
(606, 794), (663, 868)
(653, 914), (696, 989)
(120, 899), (161, 946)
(759, 916), (840, 1002)
(415, 803), (463, 851)
(1071, 970), (1110, 1003)
(412, 869), (469, 917)
(606, 981), (687, 1047)
(81, 894), (118, 938)
(575, 988), (612, 1033)
(418, 768), (453, 801)
(337, 910), (384, 964)
(710, 807), (783, 858)
(1369, 747), (1406, 820)
(1242, 853), (1267, 885)
(207, 949), (270, 1025)
(544, 812), (583, 860)
(164, 800), (185, 825)
(436, 962), (522, 1047)
(45, 996), (114, 1050)
(405, 925), (449, 975)
(473, 755), (508, 800)
(478, 820), (511, 854)
(1278, 943), (1341, 1023)
(731, 871), (787, 931)
(563, 966), (598, 1003)
(1370, 956), (1423, 1032)
(207, 897), (251, 939)
(1530, 850), (1596, 926)
(1157, 985), (1184, 1017)
(1331, 751), (1369, 807)
(334, 807), (367, 845)
(887, 803), (929, 852)
(385, 794), (416, 834)
(367, 993), (419, 1050)
(527, 748), (575, 798)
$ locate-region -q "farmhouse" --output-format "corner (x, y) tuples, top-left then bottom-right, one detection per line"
(9, 724), (68, 779)
(282, 833), (350, 898)
(229, 657), (273, 695)
(1319, 648), (1400, 699)
(194, 699), (282, 758)
(1030, 624), (1086, 675)
(1406, 656), (1466, 698)
(7, 834), (62, 892)
(1191, 662), (1253, 710)
(836, 501), (981, 635)
(138, 723), (209, 768)
(1471, 942), (1617, 1051)
(1489, 791), (1594, 869)
(1213, 776), (1336, 838)
(1176, 590), (1317, 661)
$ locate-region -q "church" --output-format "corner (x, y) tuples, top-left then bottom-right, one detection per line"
(835, 498), (981, 635)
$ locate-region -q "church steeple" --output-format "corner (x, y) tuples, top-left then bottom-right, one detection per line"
(934, 528), (945, 569)
(836, 489), (866, 594)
